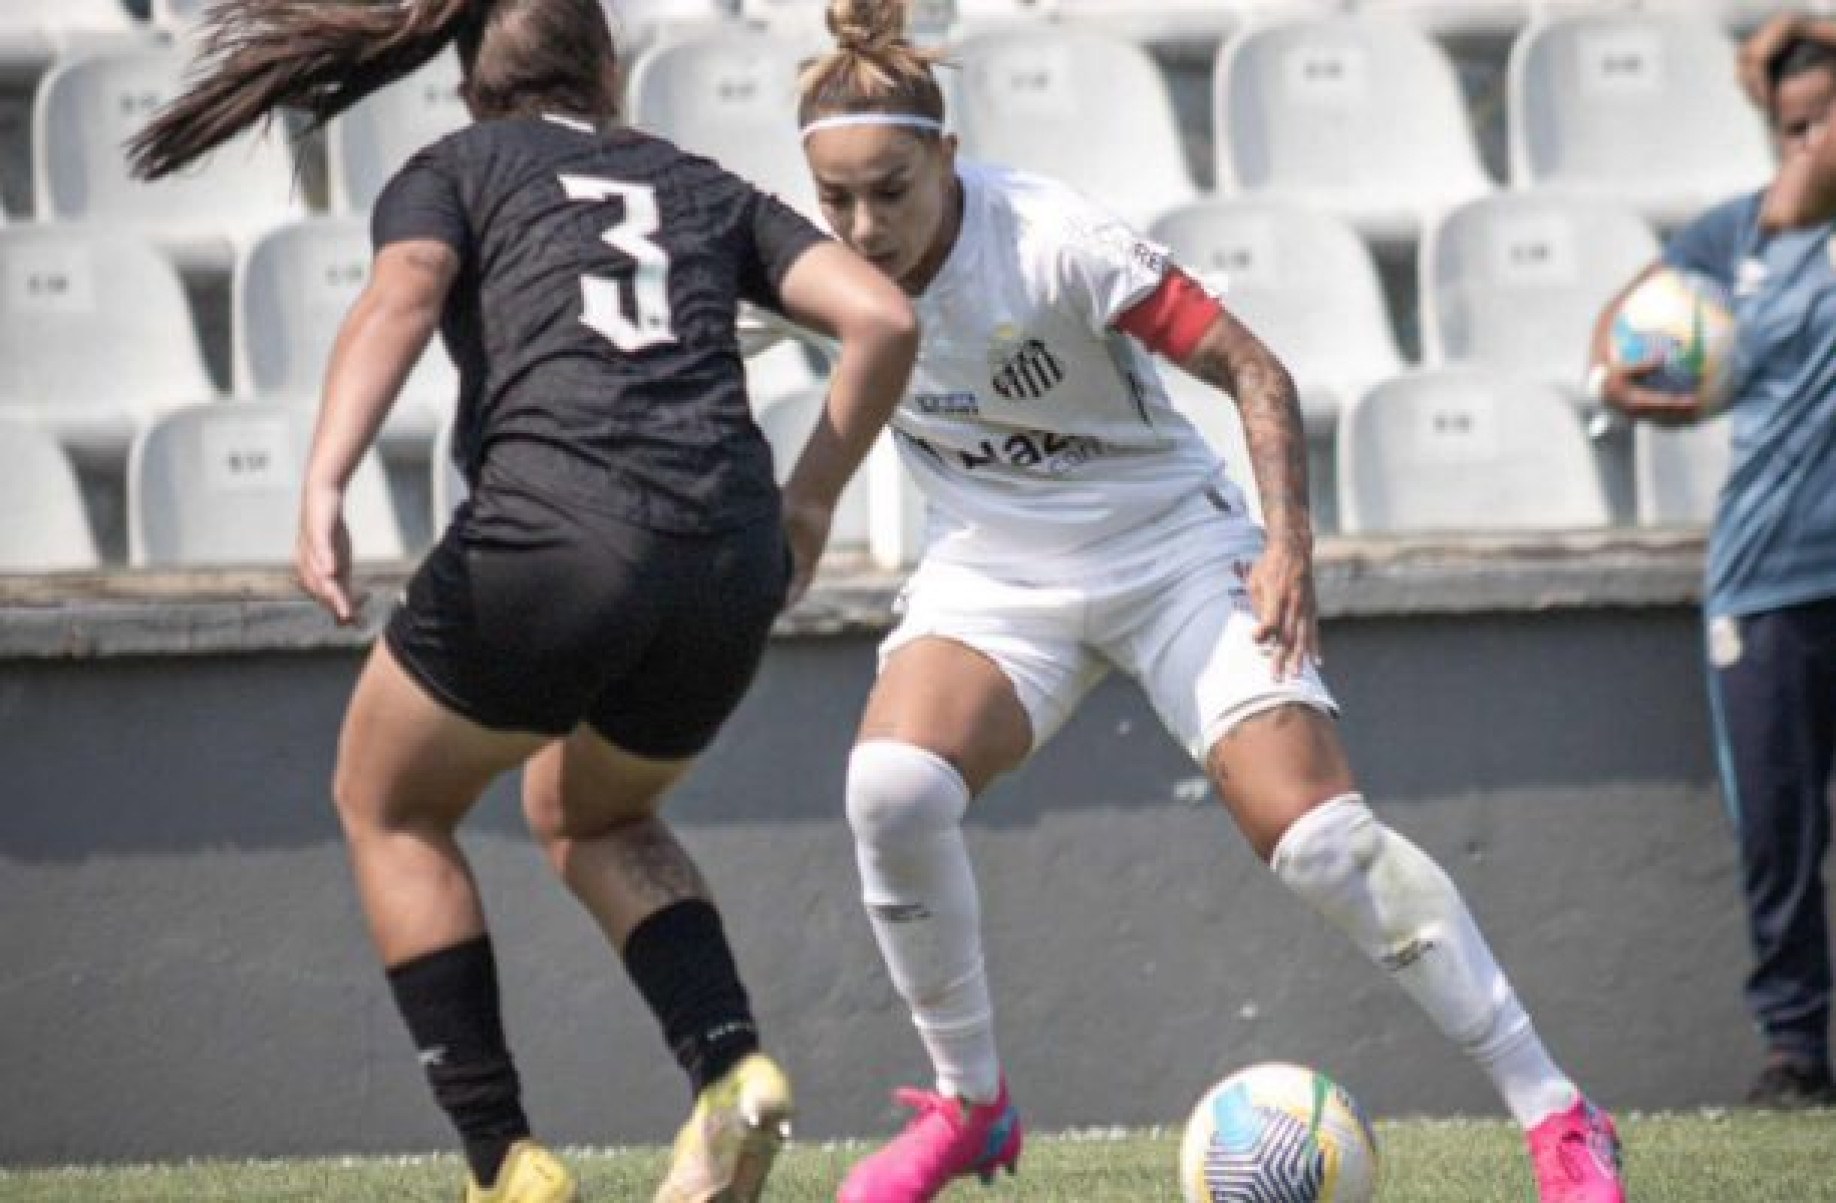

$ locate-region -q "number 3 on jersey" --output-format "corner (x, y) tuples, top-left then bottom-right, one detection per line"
(560, 174), (676, 352)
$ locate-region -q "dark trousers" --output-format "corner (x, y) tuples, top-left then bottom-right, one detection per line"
(1708, 596), (1836, 1066)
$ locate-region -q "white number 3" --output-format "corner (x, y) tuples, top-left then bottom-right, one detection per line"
(559, 174), (677, 352)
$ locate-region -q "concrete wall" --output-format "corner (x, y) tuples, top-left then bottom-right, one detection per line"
(0, 537), (1771, 1165)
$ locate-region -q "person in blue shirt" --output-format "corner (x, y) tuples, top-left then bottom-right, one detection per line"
(1591, 29), (1836, 1109)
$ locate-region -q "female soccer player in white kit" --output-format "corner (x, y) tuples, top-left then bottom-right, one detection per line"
(791, 4), (1629, 1202)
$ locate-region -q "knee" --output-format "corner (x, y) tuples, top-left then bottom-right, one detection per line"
(846, 740), (971, 850)
(1270, 794), (1380, 895)
(522, 784), (650, 848)
(521, 777), (568, 847)
(331, 757), (386, 837)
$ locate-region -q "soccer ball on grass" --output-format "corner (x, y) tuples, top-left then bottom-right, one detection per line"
(1178, 1062), (1379, 1203)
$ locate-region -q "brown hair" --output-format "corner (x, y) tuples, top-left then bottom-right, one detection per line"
(796, 0), (947, 131)
(129, 0), (617, 180)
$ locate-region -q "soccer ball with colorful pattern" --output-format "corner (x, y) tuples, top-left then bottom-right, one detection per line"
(1178, 1063), (1379, 1203)
(1609, 265), (1737, 415)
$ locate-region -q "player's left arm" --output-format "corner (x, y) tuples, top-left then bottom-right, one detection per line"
(1115, 269), (1317, 678)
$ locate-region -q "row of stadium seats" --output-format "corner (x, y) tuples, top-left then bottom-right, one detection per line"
(0, 366), (1729, 573)
(0, 409), (400, 571)
(0, 222), (445, 467)
(0, 10), (1777, 260)
(1153, 188), (1661, 431)
(636, 11), (1772, 238)
(0, 219), (839, 469)
(766, 0), (1811, 43)
(0, 0), (1809, 71)
(0, 186), (1666, 470)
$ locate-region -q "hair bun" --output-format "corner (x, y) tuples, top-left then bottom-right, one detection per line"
(827, 0), (906, 53)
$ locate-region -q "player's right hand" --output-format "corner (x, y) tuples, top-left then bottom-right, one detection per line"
(1601, 356), (1706, 427)
(296, 483), (357, 625)
(781, 495), (833, 610)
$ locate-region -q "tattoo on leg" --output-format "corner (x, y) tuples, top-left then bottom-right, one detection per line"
(608, 818), (710, 910)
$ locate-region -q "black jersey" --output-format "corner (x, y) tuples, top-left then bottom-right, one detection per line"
(372, 114), (826, 534)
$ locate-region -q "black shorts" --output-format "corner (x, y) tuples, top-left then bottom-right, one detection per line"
(386, 458), (791, 760)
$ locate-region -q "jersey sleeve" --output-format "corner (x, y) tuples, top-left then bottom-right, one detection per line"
(1042, 187), (1173, 336)
(736, 188), (829, 315)
(371, 141), (472, 256)
(1662, 193), (1759, 290)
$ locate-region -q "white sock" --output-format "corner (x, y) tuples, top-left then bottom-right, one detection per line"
(1271, 795), (1579, 1128)
(847, 740), (1001, 1103)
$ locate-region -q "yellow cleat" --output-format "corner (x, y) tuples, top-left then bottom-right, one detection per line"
(463, 1140), (578, 1203)
(653, 1052), (795, 1203)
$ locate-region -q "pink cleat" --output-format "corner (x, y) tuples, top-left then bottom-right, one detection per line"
(837, 1079), (1023, 1203)
(1528, 1098), (1626, 1203)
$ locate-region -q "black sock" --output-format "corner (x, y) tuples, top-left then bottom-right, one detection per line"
(386, 935), (531, 1188)
(623, 899), (761, 1097)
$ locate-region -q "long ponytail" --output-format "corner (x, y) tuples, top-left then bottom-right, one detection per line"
(129, 0), (485, 180)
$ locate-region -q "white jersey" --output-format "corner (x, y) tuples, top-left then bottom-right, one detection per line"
(897, 161), (1239, 565)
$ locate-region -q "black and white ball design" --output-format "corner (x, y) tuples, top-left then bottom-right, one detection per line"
(1179, 1063), (1378, 1203)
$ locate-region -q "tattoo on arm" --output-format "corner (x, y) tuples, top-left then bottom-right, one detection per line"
(1184, 315), (1313, 550)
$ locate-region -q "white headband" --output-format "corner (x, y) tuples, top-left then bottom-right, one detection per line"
(799, 112), (945, 140)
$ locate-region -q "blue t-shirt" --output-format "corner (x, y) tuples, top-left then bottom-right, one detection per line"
(1664, 193), (1836, 618)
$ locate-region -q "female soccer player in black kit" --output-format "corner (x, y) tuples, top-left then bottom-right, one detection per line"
(129, 2), (918, 1200)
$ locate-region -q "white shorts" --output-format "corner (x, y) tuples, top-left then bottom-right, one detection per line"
(880, 487), (1339, 763)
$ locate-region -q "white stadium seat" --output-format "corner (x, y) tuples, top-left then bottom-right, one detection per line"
(0, 224), (217, 464)
(952, 0), (1059, 29)
(1149, 198), (1404, 434)
(954, 27), (1197, 228)
(603, 0), (734, 51)
(325, 51), (469, 215)
(234, 219), (457, 454)
(1537, 1), (1782, 36)
(736, 0), (827, 43)
(1420, 191), (1660, 393)
(1337, 367), (1610, 534)
(1508, 12), (1773, 229)
(0, 0), (152, 86)
(32, 49), (303, 274)
(753, 386), (870, 550)
(625, 29), (822, 220)
(1356, 0), (1532, 43)
(1696, 0), (1804, 34)
(1214, 15), (1494, 250)
(740, 0), (955, 45)
(1058, 1), (1240, 46)
(129, 403), (404, 568)
(1634, 415), (1731, 528)
(0, 419), (100, 572)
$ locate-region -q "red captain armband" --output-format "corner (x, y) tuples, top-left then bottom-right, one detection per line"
(1112, 268), (1225, 363)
